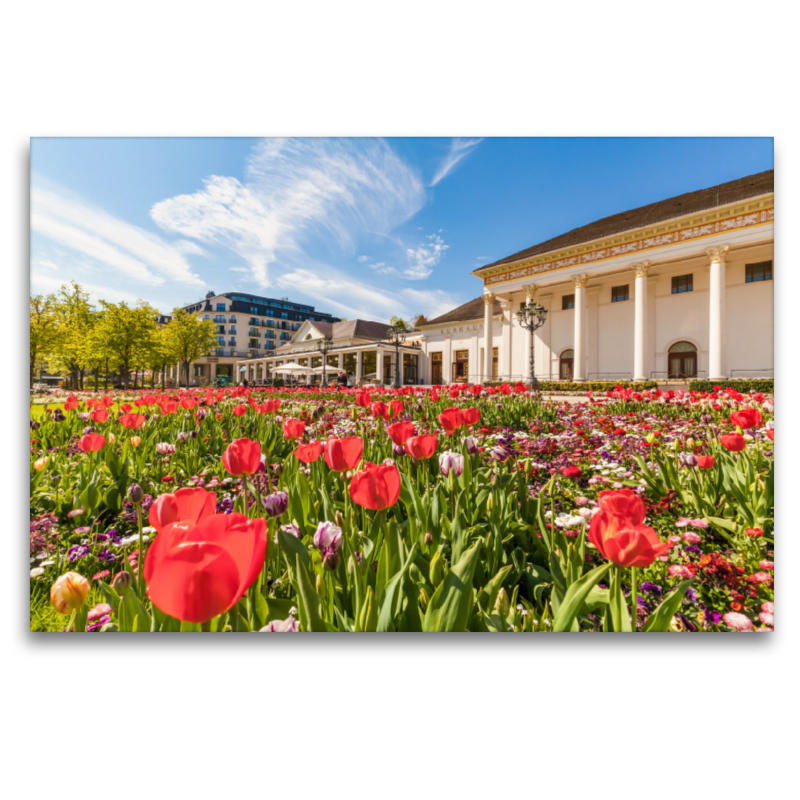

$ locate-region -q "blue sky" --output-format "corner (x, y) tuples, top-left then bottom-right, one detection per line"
(30, 137), (773, 322)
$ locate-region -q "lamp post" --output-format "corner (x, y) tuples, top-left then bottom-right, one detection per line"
(317, 336), (333, 387)
(515, 300), (548, 390)
(386, 325), (406, 388)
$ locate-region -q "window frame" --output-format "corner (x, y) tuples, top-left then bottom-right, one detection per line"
(611, 284), (629, 303)
(671, 274), (694, 294)
(562, 294), (575, 310)
(745, 261), (773, 283)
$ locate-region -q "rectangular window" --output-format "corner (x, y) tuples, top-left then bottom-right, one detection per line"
(281, 312), (289, 319)
(611, 285), (629, 302)
(216, 303), (226, 311)
(672, 274), (693, 294)
(745, 261), (772, 283)
(562, 294), (575, 310)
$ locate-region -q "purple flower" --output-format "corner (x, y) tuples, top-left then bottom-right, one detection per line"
(439, 450), (464, 477)
(97, 548), (117, 564)
(639, 582), (663, 599)
(392, 443), (406, 457)
(280, 522), (301, 539)
(259, 616), (300, 632)
(67, 544), (90, 561)
(490, 445), (509, 463)
(263, 490), (289, 518)
(462, 436), (479, 455)
(314, 521), (342, 552)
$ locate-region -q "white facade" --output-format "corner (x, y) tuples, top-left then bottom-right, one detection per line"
(412, 190), (774, 384)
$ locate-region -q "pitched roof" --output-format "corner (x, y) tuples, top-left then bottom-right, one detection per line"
(423, 296), (502, 327)
(305, 319), (392, 341)
(475, 169), (774, 273)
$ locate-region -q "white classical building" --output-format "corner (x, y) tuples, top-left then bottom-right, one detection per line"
(413, 170), (774, 384)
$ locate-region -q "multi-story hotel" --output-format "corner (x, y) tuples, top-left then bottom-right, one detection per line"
(167, 292), (339, 385)
(410, 170), (774, 385)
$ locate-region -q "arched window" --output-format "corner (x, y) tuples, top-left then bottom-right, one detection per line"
(668, 341), (697, 379)
(560, 349), (574, 381)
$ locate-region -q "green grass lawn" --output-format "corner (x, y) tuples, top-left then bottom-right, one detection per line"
(30, 585), (107, 632)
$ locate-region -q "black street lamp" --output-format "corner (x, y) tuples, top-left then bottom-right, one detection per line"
(317, 336), (333, 386)
(516, 299), (548, 390)
(386, 325), (406, 388)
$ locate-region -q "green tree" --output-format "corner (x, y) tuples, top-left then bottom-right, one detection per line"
(30, 294), (57, 389)
(49, 281), (95, 389)
(410, 314), (429, 328)
(388, 315), (408, 329)
(96, 300), (160, 390)
(162, 308), (219, 389)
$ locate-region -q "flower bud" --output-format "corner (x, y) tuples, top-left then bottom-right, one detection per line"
(176, 432), (189, 445)
(315, 572), (326, 599)
(112, 570), (133, 596)
(128, 483), (144, 504)
(490, 445), (509, 463)
(439, 450), (464, 477)
(34, 457), (47, 471)
(461, 435), (478, 455)
(82, 426), (96, 436)
(430, 552), (444, 586)
(486, 494), (494, 513)
(322, 549), (342, 571)
(392, 443), (406, 457)
(424, 531), (433, 545)
(272, 462), (284, 477)
(50, 571), (90, 614)
(130, 436), (141, 448)
(334, 510), (345, 529)
(418, 586), (430, 612)
(495, 587), (510, 619)
(50, 472), (62, 486)
(188, 430), (197, 439)
(356, 586), (378, 632)
(685, 437), (696, 451)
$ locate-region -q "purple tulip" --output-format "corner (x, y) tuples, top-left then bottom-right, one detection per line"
(264, 490), (289, 518)
(490, 445), (509, 463)
(259, 616), (300, 632)
(280, 522), (301, 539)
(392, 443), (406, 457)
(462, 436), (478, 455)
(314, 521), (342, 552)
(678, 452), (698, 468)
(439, 450), (464, 477)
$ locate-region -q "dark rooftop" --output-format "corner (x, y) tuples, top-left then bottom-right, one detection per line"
(423, 296), (502, 327)
(475, 169), (774, 273)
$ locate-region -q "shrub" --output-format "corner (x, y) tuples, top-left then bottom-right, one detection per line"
(482, 380), (658, 392)
(689, 379), (774, 394)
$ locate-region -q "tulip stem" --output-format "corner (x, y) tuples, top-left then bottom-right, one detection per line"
(630, 567), (637, 632)
(136, 503), (145, 596)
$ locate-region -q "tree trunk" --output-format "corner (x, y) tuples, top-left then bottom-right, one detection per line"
(184, 361), (190, 389)
(133, 369), (138, 390)
(104, 358), (109, 391)
(161, 364), (165, 390)
(94, 367), (99, 392)
(30, 346), (36, 390)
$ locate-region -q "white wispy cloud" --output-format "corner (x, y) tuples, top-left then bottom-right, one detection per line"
(150, 138), (426, 289)
(30, 180), (207, 288)
(369, 261), (398, 276)
(429, 138), (483, 186)
(405, 233), (449, 280)
(400, 287), (462, 321)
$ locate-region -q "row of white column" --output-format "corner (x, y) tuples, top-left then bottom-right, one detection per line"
(481, 243), (730, 383)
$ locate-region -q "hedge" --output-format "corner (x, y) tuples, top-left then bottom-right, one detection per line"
(688, 379), (774, 394)
(483, 380), (658, 392)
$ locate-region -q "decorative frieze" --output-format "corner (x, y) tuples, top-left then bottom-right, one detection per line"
(482, 203), (774, 286)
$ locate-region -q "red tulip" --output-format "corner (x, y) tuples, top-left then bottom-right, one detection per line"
(119, 413), (145, 430)
(180, 397), (197, 410)
(766, 429), (774, 441)
(355, 390), (371, 408)
(695, 455), (715, 469)
(149, 487), (218, 533)
(405, 434), (438, 459)
(144, 513), (267, 623)
(64, 395), (79, 411)
(588, 490), (670, 568)
(369, 402), (387, 419)
(389, 400), (404, 419)
(100, 396), (114, 407)
(78, 433), (106, 452)
(222, 438), (262, 476)
(232, 405), (247, 417)
(438, 407), (465, 435)
(296, 441), (323, 463)
(161, 401), (178, 415)
(349, 462), (401, 510)
(120, 403), (133, 413)
(283, 419), (306, 439)
(462, 407), (480, 426)
(561, 466), (582, 479)
(90, 408), (109, 423)
(387, 421), (415, 446)
(324, 437), (363, 472)
(260, 399), (281, 414)
(730, 408), (762, 429)
(720, 433), (747, 452)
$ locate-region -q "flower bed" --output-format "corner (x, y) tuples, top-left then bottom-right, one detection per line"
(30, 381), (774, 633)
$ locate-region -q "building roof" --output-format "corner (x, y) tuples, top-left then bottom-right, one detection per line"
(423, 296), (502, 327)
(309, 319), (393, 340)
(474, 169), (774, 273)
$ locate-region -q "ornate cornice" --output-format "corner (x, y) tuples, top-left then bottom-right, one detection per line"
(477, 195), (774, 286)
(706, 244), (730, 265)
(630, 260), (652, 278)
(573, 273), (589, 289)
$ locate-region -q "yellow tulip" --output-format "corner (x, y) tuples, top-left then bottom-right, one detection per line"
(50, 572), (90, 614)
(33, 457), (47, 471)
(130, 436), (141, 448)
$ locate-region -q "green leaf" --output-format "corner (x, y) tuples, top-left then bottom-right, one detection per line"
(278, 528), (311, 572)
(552, 563), (611, 632)
(295, 554), (327, 632)
(422, 540), (482, 632)
(642, 581), (693, 633)
(376, 544), (417, 632)
(476, 564), (514, 613)
(608, 566), (632, 632)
